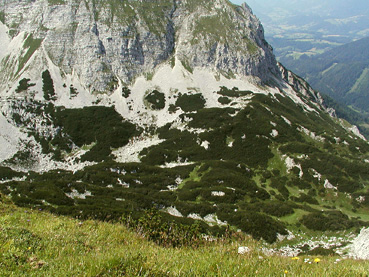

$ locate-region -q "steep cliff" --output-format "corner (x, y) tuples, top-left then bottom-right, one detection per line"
(0, 0), (279, 93)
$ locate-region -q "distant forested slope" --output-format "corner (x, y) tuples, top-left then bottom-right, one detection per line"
(282, 37), (369, 136)
(244, 0), (369, 60)
(282, 37), (369, 111)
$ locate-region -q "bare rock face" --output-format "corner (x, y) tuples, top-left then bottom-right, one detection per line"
(173, 0), (280, 82)
(348, 228), (369, 260)
(0, 0), (280, 93)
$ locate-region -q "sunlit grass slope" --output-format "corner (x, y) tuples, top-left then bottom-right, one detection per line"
(1, 198), (369, 276)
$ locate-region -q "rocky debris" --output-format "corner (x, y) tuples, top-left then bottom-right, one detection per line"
(347, 228), (369, 260)
(264, 233), (355, 257)
(238, 246), (251, 255)
(28, 256), (47, 269)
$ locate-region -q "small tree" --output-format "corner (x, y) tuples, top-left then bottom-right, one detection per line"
(42, 70), (56, 101)
(15, 78), (35, 93)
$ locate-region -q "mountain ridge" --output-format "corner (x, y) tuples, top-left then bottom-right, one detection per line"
(1, 0), (369, 245)
(0, 0), (280, 94)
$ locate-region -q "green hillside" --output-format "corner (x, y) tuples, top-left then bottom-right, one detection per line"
(2, 86), (369, 244)
(281, 37), (369, 136)
(1, 197), (369, 276)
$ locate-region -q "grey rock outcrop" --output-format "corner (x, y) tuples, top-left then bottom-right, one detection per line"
(0, 0), (280, 93)
(348, 228), (369, 260)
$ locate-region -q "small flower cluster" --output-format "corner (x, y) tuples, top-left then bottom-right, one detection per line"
(298, 258), (321, 264)
(334, 258), (341, 264)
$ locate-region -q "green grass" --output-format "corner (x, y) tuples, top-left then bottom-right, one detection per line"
(17, 34), (43, 76)
(0, 11), (5, 24)
(268, 146), (288, 175)
(180, 60), (193, 74)
(94, 0), (172, 35)
(1, 199), (369, 276)
(144, 72), (154, 81)
(280, 209), (310, 225)
(47, 0), (66, 4)
(192, 15), (230, 43)
(178, 164), (210, 189)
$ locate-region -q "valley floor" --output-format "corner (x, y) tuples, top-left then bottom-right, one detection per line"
(1, 198), (369, 276)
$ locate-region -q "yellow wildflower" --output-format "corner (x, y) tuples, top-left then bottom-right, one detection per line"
(314, 258), (321, 263)
(291, 257), (300, 260)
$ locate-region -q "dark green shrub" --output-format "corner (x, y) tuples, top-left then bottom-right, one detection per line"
(0, 12), (4, 24)
(54, 106), (138, 161)
(300, 211), (364, 231)
(279, 142), (321, 154)
(186, 108), (233, 129)
(270, 177), (290, 198)
(288, 179), (311, 190)
(168, 104), (178, 113)
(200, 188), (241, 203)
(177, 189), (201, 201)
(218, 96), (232, 105)
(15, 78), (35, 93)
(122, 87), (131, 98)
(140, 146), (178, 165)
(175, 202), (216, 218)
(145, 90), (165, 110)
(216, 86), (252, 97)
(70, 85), (78, 98)
(308, 188), (317, 196)
(299, 247), (336, 256)
(42, 70), (56, 101)
(221, 211), (287, 243)
(121, 209), (203, 248)
(175, 93), (206, 112)
(260, 201), (295, 217)
(0, 167), (22, 180)
(336, 179), (361, 193)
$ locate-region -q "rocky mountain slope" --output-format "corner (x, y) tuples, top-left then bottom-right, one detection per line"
(1, 0), (369, 245)
(0, 0), (278, 93)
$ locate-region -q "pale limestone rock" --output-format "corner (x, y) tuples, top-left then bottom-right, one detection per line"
(0, 0), (280, 93)
(238, 246), (251, 255)
(348, 228), (369, 260)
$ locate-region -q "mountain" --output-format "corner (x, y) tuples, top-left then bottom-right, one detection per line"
(1, 0), (369, 245)
(282, 37), (369, 136)
(244, 0), (369, 60)
(0, 0), (278, 93)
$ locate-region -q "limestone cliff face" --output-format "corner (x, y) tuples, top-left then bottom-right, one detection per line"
(173, 0), (280, 82)
(0, 0), (280, 93)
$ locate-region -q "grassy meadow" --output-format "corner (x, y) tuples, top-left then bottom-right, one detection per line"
(1, 197), (369, 276)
